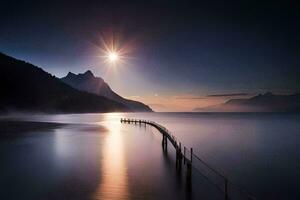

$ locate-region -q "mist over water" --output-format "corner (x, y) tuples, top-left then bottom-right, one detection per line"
(0, 113), (299, 199)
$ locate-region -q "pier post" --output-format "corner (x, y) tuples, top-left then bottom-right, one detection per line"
(186, 148), (193, 184)
(179, 143), (182, 164)
(165, 135), (167, 149)
(179, 143), (182, 167)
(190, 148), (193, 163)
(224, 179), (228, 200)
(184, 147), (186, 165)
(186, 161), (192, 184)
(176, 149), (179, 169)
(176, 148), (178, 168)
(162, 134), (167, 150)
(175, 143), (183, 171)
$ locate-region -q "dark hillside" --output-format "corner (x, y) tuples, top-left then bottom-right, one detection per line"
(0, 53), (129, 113)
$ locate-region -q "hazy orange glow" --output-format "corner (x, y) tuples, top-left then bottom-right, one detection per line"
(127, 94), (251, 112)
(127, 95), (229, 112)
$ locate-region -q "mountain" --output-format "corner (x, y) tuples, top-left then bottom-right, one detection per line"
(0, 52), (130, 113)
(61, 71), (152, 112)
(194, 92), (300, 112)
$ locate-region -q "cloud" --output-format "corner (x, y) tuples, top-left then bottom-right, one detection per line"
(206, 93), (249, 97)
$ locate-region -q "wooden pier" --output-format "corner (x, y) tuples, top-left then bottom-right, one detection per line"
(120, 118), (256, 200)
(121, 118), (193, 183)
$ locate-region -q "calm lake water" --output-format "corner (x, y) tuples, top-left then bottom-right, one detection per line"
(0, 113), (300, 200)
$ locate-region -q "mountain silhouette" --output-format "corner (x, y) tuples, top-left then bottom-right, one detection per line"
(61, 71), (152, 112)
(0, 52), (130, 113)
(194, 92), (300, 112)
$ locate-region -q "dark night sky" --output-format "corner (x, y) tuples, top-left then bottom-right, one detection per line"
(1, 0), (299, 110)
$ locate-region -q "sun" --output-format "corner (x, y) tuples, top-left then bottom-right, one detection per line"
(99, 34), (133, 65)
(108, 52), (119, 63)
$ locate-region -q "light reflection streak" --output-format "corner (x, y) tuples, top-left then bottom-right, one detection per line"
(94, 113), (129, 200)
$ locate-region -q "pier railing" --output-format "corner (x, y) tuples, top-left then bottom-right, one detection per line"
(120, 118), (256, 200)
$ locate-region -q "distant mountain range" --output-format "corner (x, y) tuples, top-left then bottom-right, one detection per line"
(61, 71), (152, 112)
(0, 52), (151, 113)
(194, 92), (300, 112)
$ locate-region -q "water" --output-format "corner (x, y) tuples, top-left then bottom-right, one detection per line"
(0, 113), (300, 199)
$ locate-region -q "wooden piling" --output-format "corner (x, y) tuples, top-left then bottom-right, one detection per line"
(186, 148), (193, 184)
(186, 161), (192, 183)
(165, 135), (167, 149)
(179, 143), (182, 168)
(176, 149), (179, 169)
(184, 147), (186, 165)
(190, 148), (193, 163)
(225, 179), (228, 200)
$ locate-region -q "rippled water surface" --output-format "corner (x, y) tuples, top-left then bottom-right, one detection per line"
(0, 113), (300, 200)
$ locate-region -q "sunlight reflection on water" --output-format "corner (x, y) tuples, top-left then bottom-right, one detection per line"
(95, 113), (129, 200)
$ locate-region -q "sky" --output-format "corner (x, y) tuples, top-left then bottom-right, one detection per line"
(1, 0), (299, 111)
